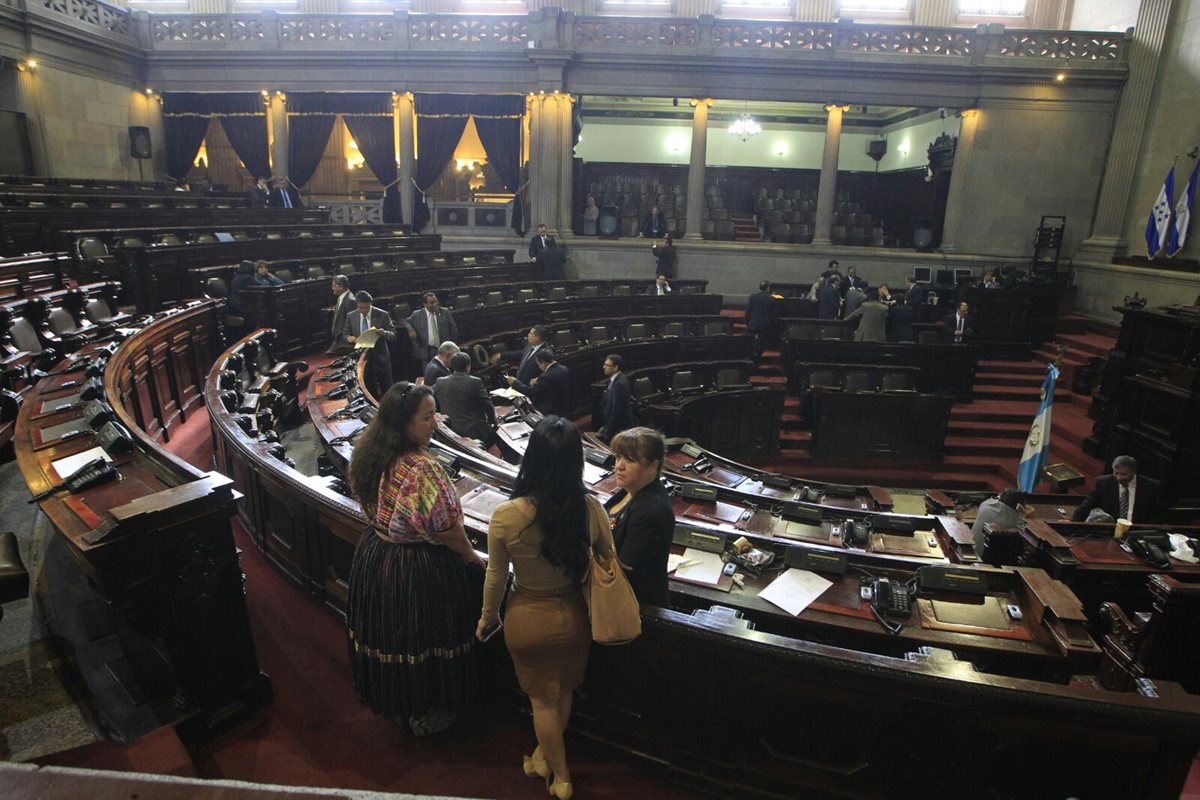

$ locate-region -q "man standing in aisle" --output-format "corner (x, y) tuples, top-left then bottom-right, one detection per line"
(595, 354), (634, 441)
(403, 291), (458, 366)
(342, 291), (396, 399)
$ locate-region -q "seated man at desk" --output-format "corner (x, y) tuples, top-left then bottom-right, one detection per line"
(423, 341), (459, 387)
(970, 488), (1032, 543)
(505, 349), (569, 417)
(1071, 455), (1167, 524)
(944, 301), (973, 343)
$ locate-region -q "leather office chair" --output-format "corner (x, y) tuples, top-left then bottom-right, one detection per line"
(717, 368), (750, 389)
(663, 322), (687, 337)
(882, 373), (914, 392)
(84, 298), (115, 324)
(918, 330), (943, 345)
(808, 370), (839, 390)
(844, 372), (874, 393)
(517, 288), (536, 302)
(633, 376), (656, 399)
(368, 260), (389, 273)
(306, 265), (328, 279)
(589, 325), (611, 343)
(0, 531), (30, 624)
(338, 263), (357, 277)
(47, 308), (80, 336)
(671, 370), (697, 393)
(232, 231), (252, 241)
(393, 302), (412, 320)
(195, 233), (218, 243)
(553, 330), (577, 348)
(679, 285), (700, 295)
(454, 294), (475, 310)
(626, 323), (649, 339)
(613, 285), (632, 297)
(703, 320), (730, 336)
(204, 277), (229, 300)
(274, 268), (293, 283)
(77, 237), (108, 261)
(580, 285), (602, 298)
(158, 234), (182, 246)
(548, 287), (568, 301)
(485, 291), (505, 307)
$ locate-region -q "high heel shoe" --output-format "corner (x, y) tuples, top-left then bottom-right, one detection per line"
(523, 747), (550, 779)
(547, 778), (573, 800)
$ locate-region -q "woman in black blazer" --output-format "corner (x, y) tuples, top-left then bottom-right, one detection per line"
(610, 427), (675, 607)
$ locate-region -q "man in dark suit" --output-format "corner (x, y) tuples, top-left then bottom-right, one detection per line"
(538, 240), (567, 280)
(247, 176), (271, 208)
(270, 178), (303, 209)
(745, 280), (777, 359)
(595, 354), (635, 441)
(944, 301), (974, 343)
(492, 324), (551, 385)
(903, 275), (925, 306)
(402, 291), (458, 365)
(327, 275), (355, 353)
(341, 290), (396, 399)
(846, 289), (889, 342)
(423, 341), (458, 387)
(434, 352), (497, 445)
(653, 274), (672, 295)
(528, 224), (555, 262)
(817, 275), (841, 320)
(641, 206), (666, 239)
(1072, 455), (1168, 524)
(506, 349), (569, 417)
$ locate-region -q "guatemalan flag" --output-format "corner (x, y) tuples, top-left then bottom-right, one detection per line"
(1168, 160), (1200, 257)
(1146, 167), (1174, 258)
(1017, 363), (1061, 494)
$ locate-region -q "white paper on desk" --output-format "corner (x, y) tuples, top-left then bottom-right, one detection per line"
(50, 446), (113, 480)
(673, 548), (724, 584)
(491, 387), (524, 400)
(759, 569), (834, 617)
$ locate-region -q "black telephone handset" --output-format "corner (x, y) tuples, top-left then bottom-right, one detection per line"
(870, 578), (912, 618)
(65, 459), (119, 493)
(1123, 531), (1172, 569)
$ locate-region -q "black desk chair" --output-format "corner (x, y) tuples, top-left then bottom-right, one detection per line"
(0, 531), (29, 624)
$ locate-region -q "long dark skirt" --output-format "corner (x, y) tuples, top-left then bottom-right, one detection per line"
(346, 531), (479, 735)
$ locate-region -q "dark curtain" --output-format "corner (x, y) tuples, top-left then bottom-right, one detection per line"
(412, 94), (474, 234)
(220, 116), (271, 182)
(163, 115), (209, 183)
(163, 93), (268, 181)
(471, 95), (525, 235)
(343, 115), (400, 224)
(285, 92), (341, 189)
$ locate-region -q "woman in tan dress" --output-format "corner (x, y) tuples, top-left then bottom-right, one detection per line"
(476, 416), (615, 800)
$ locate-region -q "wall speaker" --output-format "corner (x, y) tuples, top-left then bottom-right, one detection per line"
(867, 139), (887, 161)
(597, 205), (620, 238)
(129, 126), (152, 160)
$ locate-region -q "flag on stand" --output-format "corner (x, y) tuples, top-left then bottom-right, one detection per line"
(1017, 363), (1061, 494)
(1145, 167), (1175, 258)
(1168, 160), (1200, 257)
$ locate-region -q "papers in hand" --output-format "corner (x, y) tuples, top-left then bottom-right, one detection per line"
(354, 327), (383, 349)
(671, 548), (724, 584)
(758, 569), (833, 617)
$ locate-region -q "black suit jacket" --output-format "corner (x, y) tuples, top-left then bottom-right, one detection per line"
(424, 357), (451, 387)
(745, 290), (776, 332)
(341, 306), (396, 366)
(528, 234), (555, 260)
(642, 213), (666, 239)
(513, 362), (570, 417)
(329, 290), (355, 348)
(944, 312), (975, 342)
(596, 372), (635, 439)
(433, 372), (496, 442)
(500, 341), (550, 385)
(612, 480), (675, 607)
(270, 186), (303, 209)
(403, 307), (458, 359)
(1072, 475), (1167, 524)
(247, 185), (270, 208)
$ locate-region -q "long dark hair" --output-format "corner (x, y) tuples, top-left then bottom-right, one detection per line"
(348, 382), (432, 518)
(510, 416), (590, 583)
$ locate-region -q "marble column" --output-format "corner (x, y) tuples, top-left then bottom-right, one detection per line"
(13, 65), (51, 176)
(938, 108), (980, 253)
(528, 92), (574, 236)
(812, 104), (846, 247)
(913, 0), (957, 27)
(268, 93), (287, 180)
(684, 98), (712, 242)
(396, 92), (415, 228)
(1078, 0), (1177, 261)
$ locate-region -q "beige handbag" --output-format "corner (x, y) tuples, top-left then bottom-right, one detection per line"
(583, 497), (642, 645)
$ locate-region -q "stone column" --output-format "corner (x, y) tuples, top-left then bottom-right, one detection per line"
(794, 0), (837, 20)
(913, 0), (958, 27)
(938, 108), (980, 253)
(684, 98), (712, 242)
(13, 64), (51, 176)
(396, 92), (416, 227)
(1078, 0), (1176, 261)
(268, 93), (287, 180)
(528, 92), (573, 236)
(812, 104), (846, 247)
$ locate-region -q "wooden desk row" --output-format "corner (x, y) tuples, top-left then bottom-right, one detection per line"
(15, 300), (270, 737)
(782, 338), (980, 401)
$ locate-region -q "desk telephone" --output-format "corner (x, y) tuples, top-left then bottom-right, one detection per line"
(28, 457), (119, 503)
(866, 578), (913, 617)
(1122, 530), (1172, 569)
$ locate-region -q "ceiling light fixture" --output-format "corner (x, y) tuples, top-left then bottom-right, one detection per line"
(729, 113), (761, 142)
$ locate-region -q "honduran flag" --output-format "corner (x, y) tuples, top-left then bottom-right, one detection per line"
(1146, 167), (1175, 258)
(1017, 363), (1061, 494)
(1168, 160), (1200, 257)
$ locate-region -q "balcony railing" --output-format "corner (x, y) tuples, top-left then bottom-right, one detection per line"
(9, 0), (1130, 66)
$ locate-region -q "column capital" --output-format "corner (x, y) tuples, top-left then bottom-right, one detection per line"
(823, 104), (850, 113)
(689, 98), (715, 108)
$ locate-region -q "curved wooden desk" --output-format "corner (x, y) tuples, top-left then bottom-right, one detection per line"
(15, 299), (269, 736)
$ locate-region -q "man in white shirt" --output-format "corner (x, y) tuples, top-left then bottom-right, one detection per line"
(654, 274), (672, 296)
(403, 291), (458, 365)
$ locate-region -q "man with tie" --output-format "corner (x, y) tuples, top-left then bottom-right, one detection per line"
(270, 178), (302, 209)
(1072, 455), (1167, 524)
(528, 224), (555, 262)
(491, 325), (550, 385)
(595, 354), (635, 441)
(654, 274), (672, 295)
(403, 291), (458, 366)
(506, 349), (570, 417)
(944, 301), (973, 343)
(247, 176), (271, 208)
(327, 275), (355, 353)
(342, 291), (396, 399)
(424, 341), (459, 388)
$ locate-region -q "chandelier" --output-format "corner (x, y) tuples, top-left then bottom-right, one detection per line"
(729, 113), (761, 142)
